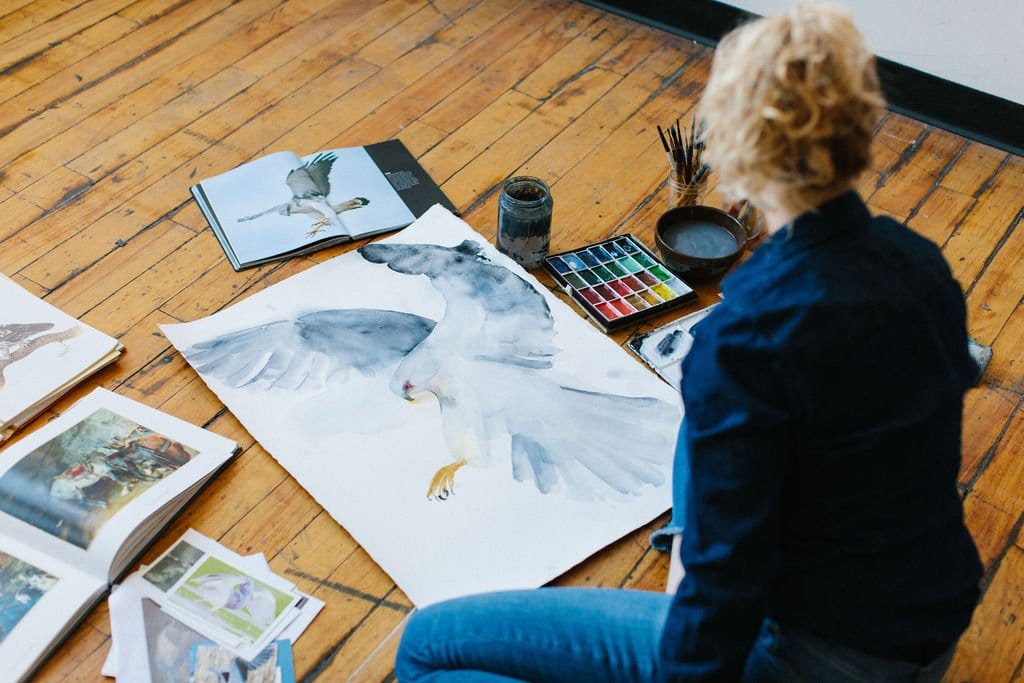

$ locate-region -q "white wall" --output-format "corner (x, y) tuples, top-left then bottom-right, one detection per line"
(725, 0), (1023, 105)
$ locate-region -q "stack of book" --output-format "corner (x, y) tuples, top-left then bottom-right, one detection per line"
(103, 529), (324, 683)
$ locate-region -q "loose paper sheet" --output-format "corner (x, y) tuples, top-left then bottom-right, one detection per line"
(163, 206), (682, 606)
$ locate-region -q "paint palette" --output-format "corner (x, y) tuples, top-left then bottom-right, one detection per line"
(543, 234), (696, 332)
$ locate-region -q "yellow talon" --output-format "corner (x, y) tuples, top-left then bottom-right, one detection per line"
(428, 460), (467, 500)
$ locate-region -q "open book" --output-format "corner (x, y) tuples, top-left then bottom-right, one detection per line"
(191, 138), (458, 270)
(0, 389), (238, 682)
(0, 274), (123, 442)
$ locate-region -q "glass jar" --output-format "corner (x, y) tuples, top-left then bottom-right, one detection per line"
(497, 176), (553, 270)
(667, 172), (708, 209)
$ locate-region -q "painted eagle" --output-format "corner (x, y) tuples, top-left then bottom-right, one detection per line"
(178, 241), (676, 501)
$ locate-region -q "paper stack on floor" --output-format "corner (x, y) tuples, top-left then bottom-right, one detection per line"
(103, 529), (323, 682)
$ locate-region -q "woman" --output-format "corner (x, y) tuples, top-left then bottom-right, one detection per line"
(395, 4), (981, 680)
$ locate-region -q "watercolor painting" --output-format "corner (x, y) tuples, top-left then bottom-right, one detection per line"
(0, 409), (198, 549)
(169, 557), (295, 642)
(163, 206), (682, 606)
(0, 550), (58, 645)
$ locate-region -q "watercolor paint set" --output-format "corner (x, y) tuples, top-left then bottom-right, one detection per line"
(542, 234), (696, 332)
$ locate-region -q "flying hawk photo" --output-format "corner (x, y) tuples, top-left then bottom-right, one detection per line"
(236, 152), (369, 237)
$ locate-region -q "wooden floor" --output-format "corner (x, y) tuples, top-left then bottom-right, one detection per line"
(2, 0), (1022, 680)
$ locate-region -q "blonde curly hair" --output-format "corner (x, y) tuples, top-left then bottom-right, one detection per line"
(698, 2), (884, 208)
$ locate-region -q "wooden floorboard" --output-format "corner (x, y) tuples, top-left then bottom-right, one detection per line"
(0, 1), (1021, 680)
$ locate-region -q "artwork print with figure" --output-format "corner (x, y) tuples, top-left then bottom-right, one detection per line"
(163, 206), (682, 606)
(0, 408), (198, 549)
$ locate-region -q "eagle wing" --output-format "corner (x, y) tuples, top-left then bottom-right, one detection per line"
(285, 152), (336, 199)
(180, 309), (435, 391)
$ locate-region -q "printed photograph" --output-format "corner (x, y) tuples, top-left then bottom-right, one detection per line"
(169, 557), (295, 643)
(192, 641), (282, 683)
(204, 146), (415, 265)
(0, 408), (198, 549)
(141, 598), (211, 683)
(0, 550), (58, 645)
(143, 540), (204, 592)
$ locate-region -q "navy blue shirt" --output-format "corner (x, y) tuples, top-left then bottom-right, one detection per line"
(660, 192), (982, 681)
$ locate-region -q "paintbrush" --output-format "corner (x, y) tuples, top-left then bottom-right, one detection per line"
(660, 115), (708, 186)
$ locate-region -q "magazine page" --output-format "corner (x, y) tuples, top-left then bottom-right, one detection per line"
(0, 274), (120, 432)
(0, 389), (237, 582)
(0, 534), (105, 683)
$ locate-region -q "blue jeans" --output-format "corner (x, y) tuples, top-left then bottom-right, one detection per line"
(394, 591), (956, 682)
(394, 587), (673, 682)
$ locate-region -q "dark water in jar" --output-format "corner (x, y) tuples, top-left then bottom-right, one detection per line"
(498, 177), (552, 269)
(665, 222), (737, 258)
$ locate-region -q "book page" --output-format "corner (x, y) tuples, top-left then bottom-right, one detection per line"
(0, 534), (104, 683)
(199, 146), (417, 267)
(0, 275), (120, 430)
(296, 146), (415, 237)
(0, 389), (236, 582)
(198, 150), (350, 266)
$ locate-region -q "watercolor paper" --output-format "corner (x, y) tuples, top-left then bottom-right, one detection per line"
(163, 206), (682, 606)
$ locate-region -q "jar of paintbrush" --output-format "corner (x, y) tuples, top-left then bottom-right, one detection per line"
(659, 117), (710, 208)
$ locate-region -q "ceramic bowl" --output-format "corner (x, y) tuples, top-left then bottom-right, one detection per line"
(655, 205), (747, 281)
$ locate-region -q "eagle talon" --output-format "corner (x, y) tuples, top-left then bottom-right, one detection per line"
(427, 460), (466, 501)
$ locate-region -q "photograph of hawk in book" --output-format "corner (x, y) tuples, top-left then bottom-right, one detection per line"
(236, 152), (369, 238)
(161, 206), (680, 607)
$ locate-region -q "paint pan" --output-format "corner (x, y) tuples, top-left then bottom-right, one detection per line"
(543, 234), (696, 332)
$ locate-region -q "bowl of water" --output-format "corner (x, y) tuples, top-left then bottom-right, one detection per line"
(655, 205), (747, 281)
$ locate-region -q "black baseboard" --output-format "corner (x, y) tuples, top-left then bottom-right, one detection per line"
(581, 0), (1023, 157)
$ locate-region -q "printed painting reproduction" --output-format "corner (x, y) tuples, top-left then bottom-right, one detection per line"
(0, 274), (122, 441)
(163, 205), (683, 606)
(0, 408), (197, 550)
(0, 551), (58, 645)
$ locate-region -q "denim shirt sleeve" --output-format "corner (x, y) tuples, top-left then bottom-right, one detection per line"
(659, 308), (792, 681)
